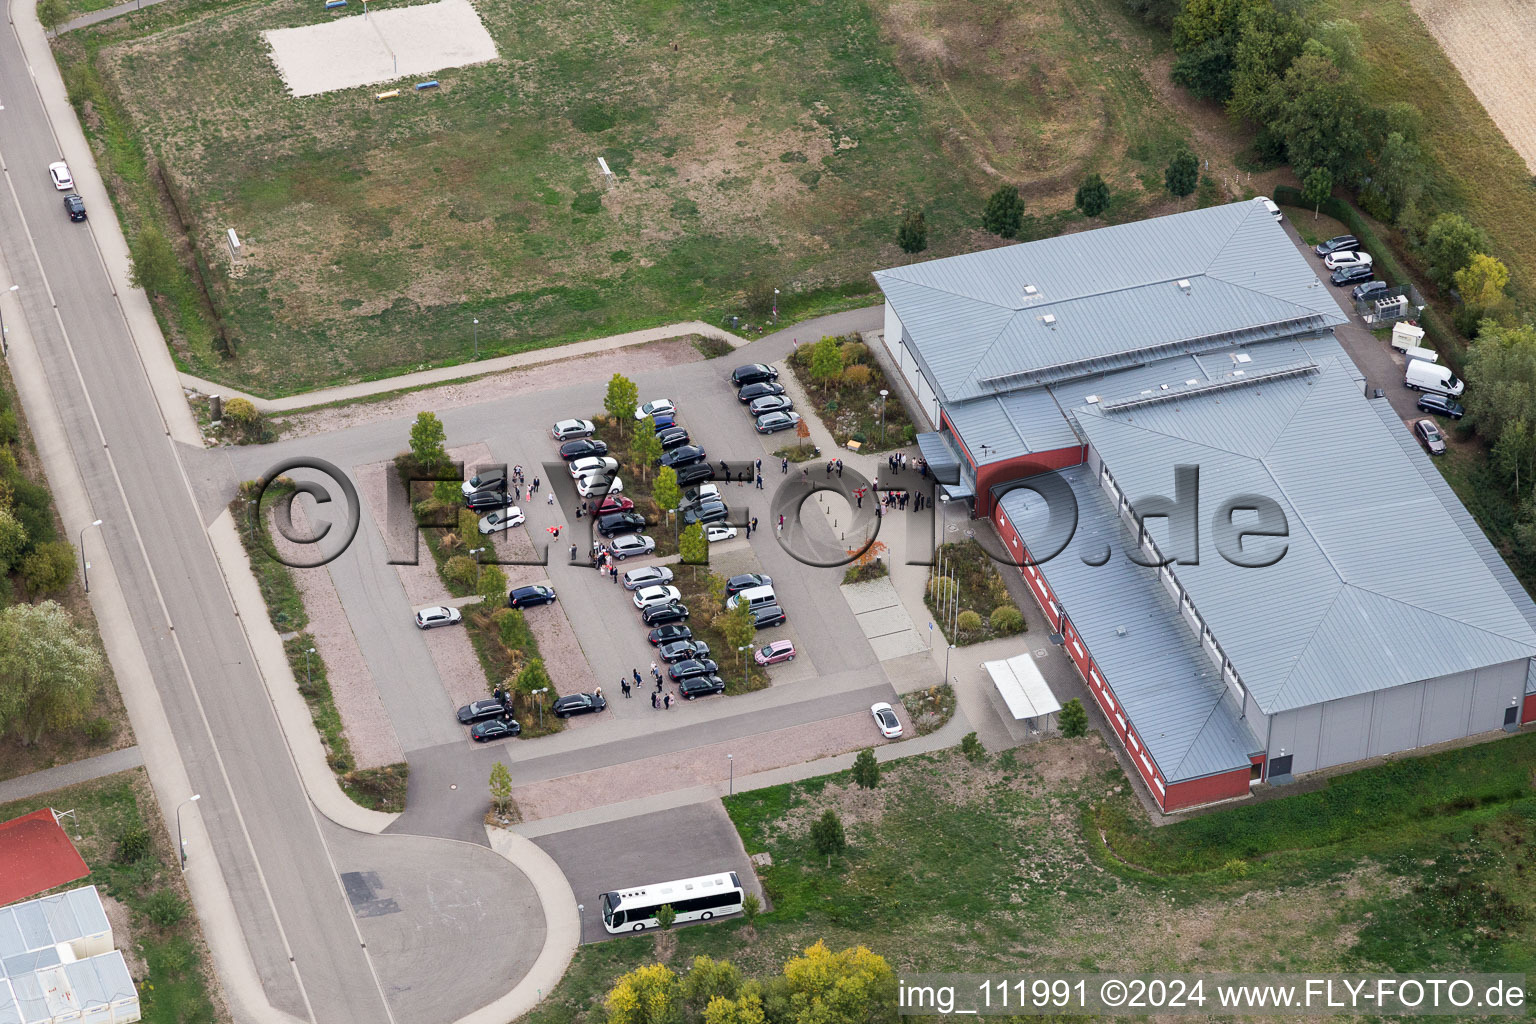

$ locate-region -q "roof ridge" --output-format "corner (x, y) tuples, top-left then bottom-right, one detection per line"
(873, 271), (1018, 311)
(1266, 584), (1352, 711)
(1201, 201), (1258, 275)
(1260, 355), (1340, 458)
(1345, 581), (1536, 650)
(1163, 690), (1235, 780)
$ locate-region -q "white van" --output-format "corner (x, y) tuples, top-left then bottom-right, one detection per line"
(1404, 359), (1464, 397)
(725, 585), (777, 612)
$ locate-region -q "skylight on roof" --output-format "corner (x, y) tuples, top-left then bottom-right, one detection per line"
(1041, 313), (1056, 325)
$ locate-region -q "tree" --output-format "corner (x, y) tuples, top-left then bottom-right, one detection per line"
(682, 956), (743, 1012)
(1301, 165), (1332, 218)
(850, 747), (879, 789)
(1423, 213), (1488, 290)
(718, 598), (757, 660)
(981, 185), (1024, 239)
(127, 226), (178, 297)
(1454, 253), (1510, 310)
(1361, 131), (1426, 224)
(1164, 150), (1199, 197)
(1058, 697), (1088, 737)
(605, 963), (682, 1024)
(703, 992), (767, 1024)
(896, 210), (928, 255)
(654, 466), (682, 514)
(809, 337), (843, 394)
(20, 540), (76, 594)
(478, 564), (508, 606)
(1463, 321), (1536, 493)
(655, 904), (676, 931)
(605, 373), (639, 431)
(680, 523), (709, 569)
(37, 0), (68, 34)
(633, 426), (663, 482)
(1074, 173), (1110, 218)
(1227, 1), (1310, 122)
(0, 507), (28, 572)
(960, 731), (985, 760)
(489, 761), (512, 814)
(741, 893), (761, 926)
(809, 809), (846, 866)
(782, 941), (897, 1024)
(516, 656), (551, 696)
(1273, 51), (1366, 185)
(794, 418), (812, 450)
(409, 412), (449, 475)
(0, 601), (103, 745)
(1171, 38), (1238, 101)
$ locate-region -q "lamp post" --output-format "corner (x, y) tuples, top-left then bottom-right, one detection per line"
(737, 644), (754, 690)
(944, 642), (956, 685)
(80, 519), (102, 593)
(879, 389), (889, 444)
(470, 546), (486, 590)
(473, 318), (479, 359)
(532, 687), (548, 728)
(727, 753), (734, 796)
(304, 647), (315, 691)
(1, 284), (18, 356)
(772, 288), (779, 322)
(177, 793), (201, 870)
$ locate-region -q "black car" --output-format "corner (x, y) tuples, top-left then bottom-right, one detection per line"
(725, 573), (772, 596)
(737, 381), (786, 403)
(553, 692), (608, 717)
(559, 438), (609, 461)
(657, 639), (711, 663)
(679, 675), (727, 700)
(674, 462), (716, 487)
(457, 698), (510, 724)
(752, 604), (788, 628)
(466, 488), (516, 511)
(681, 500), (729, 526)
(747, 395), (794, 417)
(1331, 264), (1373, 286)
(657, 427), (691, 451)
(463, 469), (506, 493)
(731, 363), (779, 387)
(508, 584), (557, 608)
(470, 717), (522, 742)
(596, 511), (647, 537)
(658, 445), (707, 470)
(63, 193), (87, 221)
(1314, 235), (1359, 257)
(647, 624), (693, 646)
(1352, 280), (1391, 302)
(641, 601), (690, 626)
(1417, 393), (1465, 419)
(668, 658), (720, 682)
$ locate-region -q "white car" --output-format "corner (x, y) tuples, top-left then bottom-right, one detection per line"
(705, 524), (738, 542)
(610, 533), (655, 560)
(478, 508), (524, 534)
(681, 483), (720, 508)
(551, 418), (595, 441)
(415, 606), (462, 629)
(623, 565), (674, 590)
(1323, 250), (1372, 271)
(633, 585), (683, 610)
(871, 702), (902, 739)
(1256, 195), (1281, 222)
(577, 473), (624, 498)
(635, 399), (676, 421)
(570, 456), (619, 479)
(49, 161), (73, 191)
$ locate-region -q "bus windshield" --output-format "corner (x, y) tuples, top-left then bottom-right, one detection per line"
(601, 893), (615, 927)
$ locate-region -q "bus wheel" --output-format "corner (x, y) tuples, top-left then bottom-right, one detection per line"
(701, 912), (713, 920)
(633, 923), (645, 932)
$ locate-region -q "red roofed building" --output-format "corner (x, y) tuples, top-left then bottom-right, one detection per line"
(0, 808), (89, 907)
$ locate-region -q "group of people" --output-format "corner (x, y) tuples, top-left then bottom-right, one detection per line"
(618, 664), (675, 708)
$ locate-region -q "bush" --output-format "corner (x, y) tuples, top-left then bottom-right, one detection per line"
(1058, 698), (1088, 738)
(956, 610), (983, 633)
(982, 185), (1024, 239)
(20, 540), (76, 594)
(810, 808), (847, 863)
(842, 364), (872, 389)
(1075, 173), (1111, 217)
(0, 409), (18, 446)
(128, 226), (179, 297)
(989, 605), (1025, 635)
(115, 823), (151, 865)
(960, 731), (985, 761)
(851, 747), (880, 789)
(443, 555), (479, 590)
(83, 717), (116, 744)
(144, 888), (188, 927)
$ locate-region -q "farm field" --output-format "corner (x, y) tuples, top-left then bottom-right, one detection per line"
(56, 0), (1197, 396)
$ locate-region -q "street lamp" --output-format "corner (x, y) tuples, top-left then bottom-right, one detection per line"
(304, 647), (315, 691)
(772, 288), (780, 322)
(737, 644), (755, 690)
(879, 389), (889, 444)
(80, 519), (102, 593)
(944, 643), (956, 685)
(727, 753), (734, 796)
(177, 793), (201, 870)
(531, 686), (548, 728)
(473, 318), (479, 359)
(470, 546), (486, 590)
(1, 284), (18, 356)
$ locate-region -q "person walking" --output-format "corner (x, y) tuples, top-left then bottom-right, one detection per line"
(633, 668), (642, 688)
(547, 492), (555, 506)
(781, 457), (788, 474)
(751, 517), (759, 536)
(656, 677), (663, 694)
(621, 678), (631, 698)
(611, 565), (619, 584)
(756, 472), (763, 489)
(826, 460), (833, 477)
(836, 459), (844, 478)
(664, 693), (672, 710)
(650, 660), (658, 678)
(651, 691), (659, 709)
(754, 458), (762, 477)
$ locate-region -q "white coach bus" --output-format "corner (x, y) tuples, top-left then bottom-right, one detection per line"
(600, 871), (745, 933)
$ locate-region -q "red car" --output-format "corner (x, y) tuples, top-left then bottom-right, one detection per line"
(595, 495), (635, 514)
(754, 640), (796, 665)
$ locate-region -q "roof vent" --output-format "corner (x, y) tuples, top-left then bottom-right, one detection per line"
(1040, 313), (1056, 325)
(1232, 369), (1246, 377)
(1023, 284), (1038, 296)
(1159, 383), (1170, 390)
(1234, 353), (1252, 364)
(1185, 378), (1199, 386)
(1176, 279), (1191, 292)
(1085, 394), (1100, 404)
(1115, 625), (1128, 637)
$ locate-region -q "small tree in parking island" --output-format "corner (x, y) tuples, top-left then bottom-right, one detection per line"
(718, 599), (757, 661)
(632, 426), (663, 482)
(851, 747), (880, 789)
(654, 467), (681, 515)
(1075, 173), (1110, 218)
(655, 904), (677, 931)
(1058, 697), (1088, 738)
(810, 336), (843, 395)
(795, 418), (812, 450)
(1165, 150), (1199, 197)
(896, 209), (928, 255)
(810, 809), (847, 867)
(680, 523), (708, 574)
(488, 761), (512, 815)
(982, 185), (1024, 239)
(478, 564), (508, 607)
(409, 412), (450, 476)
(605, 373), (639, 433)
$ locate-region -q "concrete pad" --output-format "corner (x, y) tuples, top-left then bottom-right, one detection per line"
(265, 0), (498, 98)
(840, 576), (901, 614)
(856, 604), (917, 639)
(870, 631), (928, 660)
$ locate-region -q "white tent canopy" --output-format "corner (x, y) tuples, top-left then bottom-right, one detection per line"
(985, 653), (1062, 731)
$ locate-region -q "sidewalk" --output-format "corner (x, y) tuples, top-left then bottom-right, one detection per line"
(56, 0), (168, 34)
(0, 746), (143, 806)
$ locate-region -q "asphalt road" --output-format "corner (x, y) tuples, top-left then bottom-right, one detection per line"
(0, 18), (524, 1024)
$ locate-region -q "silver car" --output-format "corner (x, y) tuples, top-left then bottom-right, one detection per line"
(622, 565), (674, 590)
(551, 418), (595, 440)
(609, 533), (655, 560)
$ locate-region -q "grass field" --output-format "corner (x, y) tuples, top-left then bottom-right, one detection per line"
(56, 0), (1200, 396)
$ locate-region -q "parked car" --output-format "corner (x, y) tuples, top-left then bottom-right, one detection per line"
(647, 623), (693, 646)
(1414, 418), (1447, 455)
(559, 438), (609, 460)
(651, 412), (678, 432)
(415, 605), (462, 629)
(570, 456), (619, 479)
(478, 508), (524, 534)
(731, 363), (779, 387)
(609, 533), (656, 560)
(594, 495), (635, 514)
(754, 411), (802, 434)
(657, 427), (691, 451)
(623, 565), (675, 590)
(49, 161), (74, 190)
(636, 399), (676, 421)
(1331, 264), (1373, 286)
(1256, 196), (1282, 221)
(1417, 393), (1465, 420)
(470, 717), (522, 742)
(748, 395), (794, 417)
(641, 602), (690, 626)
(674, 462), (716, 487)
(1314, 234), (1359, 257)
(754, 639), (796, 665)
(658, 445), (707, 470)
(657, 639), (711, 663)
(461, 468), (506, 496)
(706, 524), (738, 542)
(737, 381), (786, 404)
(63, 194), (86, 222)
(678, 675), (726, 700)
(1323, 250), (1372, 271)
(577, 473), (624, 498)
(465, 488), (516, 512)
(551, 418), (595, 441)
(681, 500), (729, 526)
(871, 702), (903, 738)
(668, 658), (720, 682)
(597, 511), (647, 537)
(725, 573), (772, 596)
(680, 483), (721, 509)
(1352, 280), (1391, 302)
(553, 693), (607, 717)
(458, 698), (509, 724)
(633, 585), (683, 610)
(508, 585), (557, 608)
(751, 604), (787, 628)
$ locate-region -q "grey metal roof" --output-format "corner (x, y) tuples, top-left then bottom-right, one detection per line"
(874, 200), (1348, 404)
(999, 467), (1260, 782)
(915, 432), (962, 484)
(1074, 359), (1536, 713)
(944, 388), (1081, 464)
